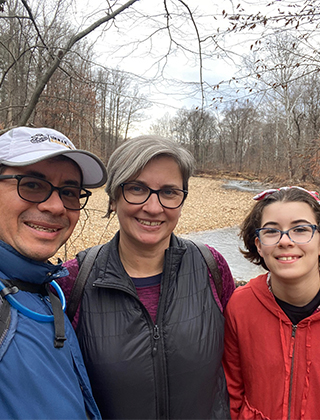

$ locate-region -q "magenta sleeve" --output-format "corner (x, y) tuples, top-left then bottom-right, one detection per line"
(206, 245), (235, 312)
(60, 258), (80, 329)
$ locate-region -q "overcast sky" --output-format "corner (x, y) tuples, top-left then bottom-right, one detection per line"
(72, 0), (272, 133)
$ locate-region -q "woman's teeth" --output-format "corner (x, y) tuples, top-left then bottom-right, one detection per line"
(138, 219), (161, 226)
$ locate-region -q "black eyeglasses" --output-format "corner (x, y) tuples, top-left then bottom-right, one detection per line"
(120, 182), (188, 209)
(0, 175), (92, 211)
(255, 224), (319, 246)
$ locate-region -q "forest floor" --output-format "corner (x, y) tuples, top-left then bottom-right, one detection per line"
(55, 174), (260, 262)
(54, 172), (319, 262)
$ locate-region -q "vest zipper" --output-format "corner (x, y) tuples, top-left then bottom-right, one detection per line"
(152, 325), (160, 355)
(152, 253), (172, 420)
(288, 324), (297, 420)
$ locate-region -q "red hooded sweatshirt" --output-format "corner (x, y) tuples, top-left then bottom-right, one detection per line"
(223, 273), (320, 420)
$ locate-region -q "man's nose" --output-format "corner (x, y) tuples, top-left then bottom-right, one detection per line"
(37, 190), (66, 214)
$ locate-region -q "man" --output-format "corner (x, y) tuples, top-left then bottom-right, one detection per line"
(0, 126), (106, 419)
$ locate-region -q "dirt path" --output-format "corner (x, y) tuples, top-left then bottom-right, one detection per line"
(55, 176), (256, 261)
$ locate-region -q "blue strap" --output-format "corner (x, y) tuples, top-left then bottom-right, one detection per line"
(0, 280), (66, 322)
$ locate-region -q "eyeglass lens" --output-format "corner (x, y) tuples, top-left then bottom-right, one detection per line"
(18, 176), (88, 210)
(258, 225), (316, 245)
(122, 183), (185, 208)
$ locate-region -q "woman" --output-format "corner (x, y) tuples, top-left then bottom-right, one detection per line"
(60, 135), (234, 419)
(223, 186), (320, 419)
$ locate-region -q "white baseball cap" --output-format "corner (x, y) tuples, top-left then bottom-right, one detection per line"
(0, 127), (107, 188)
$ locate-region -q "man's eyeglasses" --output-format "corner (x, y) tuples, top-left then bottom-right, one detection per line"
(255, 224), (319, 246)
(0, 174), (92, 210)
(120, 182), (188, 209)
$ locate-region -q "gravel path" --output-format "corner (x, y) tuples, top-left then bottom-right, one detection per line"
(55, 176), (256, 261)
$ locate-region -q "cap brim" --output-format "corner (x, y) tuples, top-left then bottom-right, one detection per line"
(2, 149), (107, 188)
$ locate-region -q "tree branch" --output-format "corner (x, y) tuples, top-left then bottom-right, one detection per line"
(17, 0), (140, 126)
(20, 0), (50, 53)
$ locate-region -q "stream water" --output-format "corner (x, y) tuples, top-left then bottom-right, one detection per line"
(181, 180), (268, 282)
(181, 226), (266, 282)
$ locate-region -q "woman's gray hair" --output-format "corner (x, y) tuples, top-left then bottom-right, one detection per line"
(105, 135), (195, 217)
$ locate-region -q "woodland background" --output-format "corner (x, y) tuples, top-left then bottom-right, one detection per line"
(2, 0), (320, 186)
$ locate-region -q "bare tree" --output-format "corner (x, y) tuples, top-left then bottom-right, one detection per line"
(17, 0), (139, 126)
(0, 0), (140, 131)
(0, 0), (240, 133)
(149, 112), (177, 139)
(217, 0), (320, 89)
(219, 101), (257, 172)
(95, 67), (151, 158)
(150, 107), (218, 170)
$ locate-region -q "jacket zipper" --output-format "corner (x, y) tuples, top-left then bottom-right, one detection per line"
(288, 324), (297, 420)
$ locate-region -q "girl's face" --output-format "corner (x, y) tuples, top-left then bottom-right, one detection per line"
(255, 201), (320, 285)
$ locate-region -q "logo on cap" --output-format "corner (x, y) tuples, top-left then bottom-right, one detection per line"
(30, 133), (74, 150)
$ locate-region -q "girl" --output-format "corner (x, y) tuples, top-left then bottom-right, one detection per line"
(223, 186), (320, 419)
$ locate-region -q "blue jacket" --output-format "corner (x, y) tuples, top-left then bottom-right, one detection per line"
(0, 240), (101, 419)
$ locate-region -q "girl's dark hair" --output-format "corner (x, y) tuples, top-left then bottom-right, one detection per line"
(240, 187), (320, 270)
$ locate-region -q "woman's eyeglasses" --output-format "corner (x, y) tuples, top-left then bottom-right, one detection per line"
(120, 182), (188, 209)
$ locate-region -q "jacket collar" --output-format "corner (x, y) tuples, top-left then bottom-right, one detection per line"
(0, 240), (68, 284)
(249, 274), (320, 323)
(93, 231), (187, 291)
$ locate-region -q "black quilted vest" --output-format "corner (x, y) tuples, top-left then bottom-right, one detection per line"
(76, 232), (230, 419)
